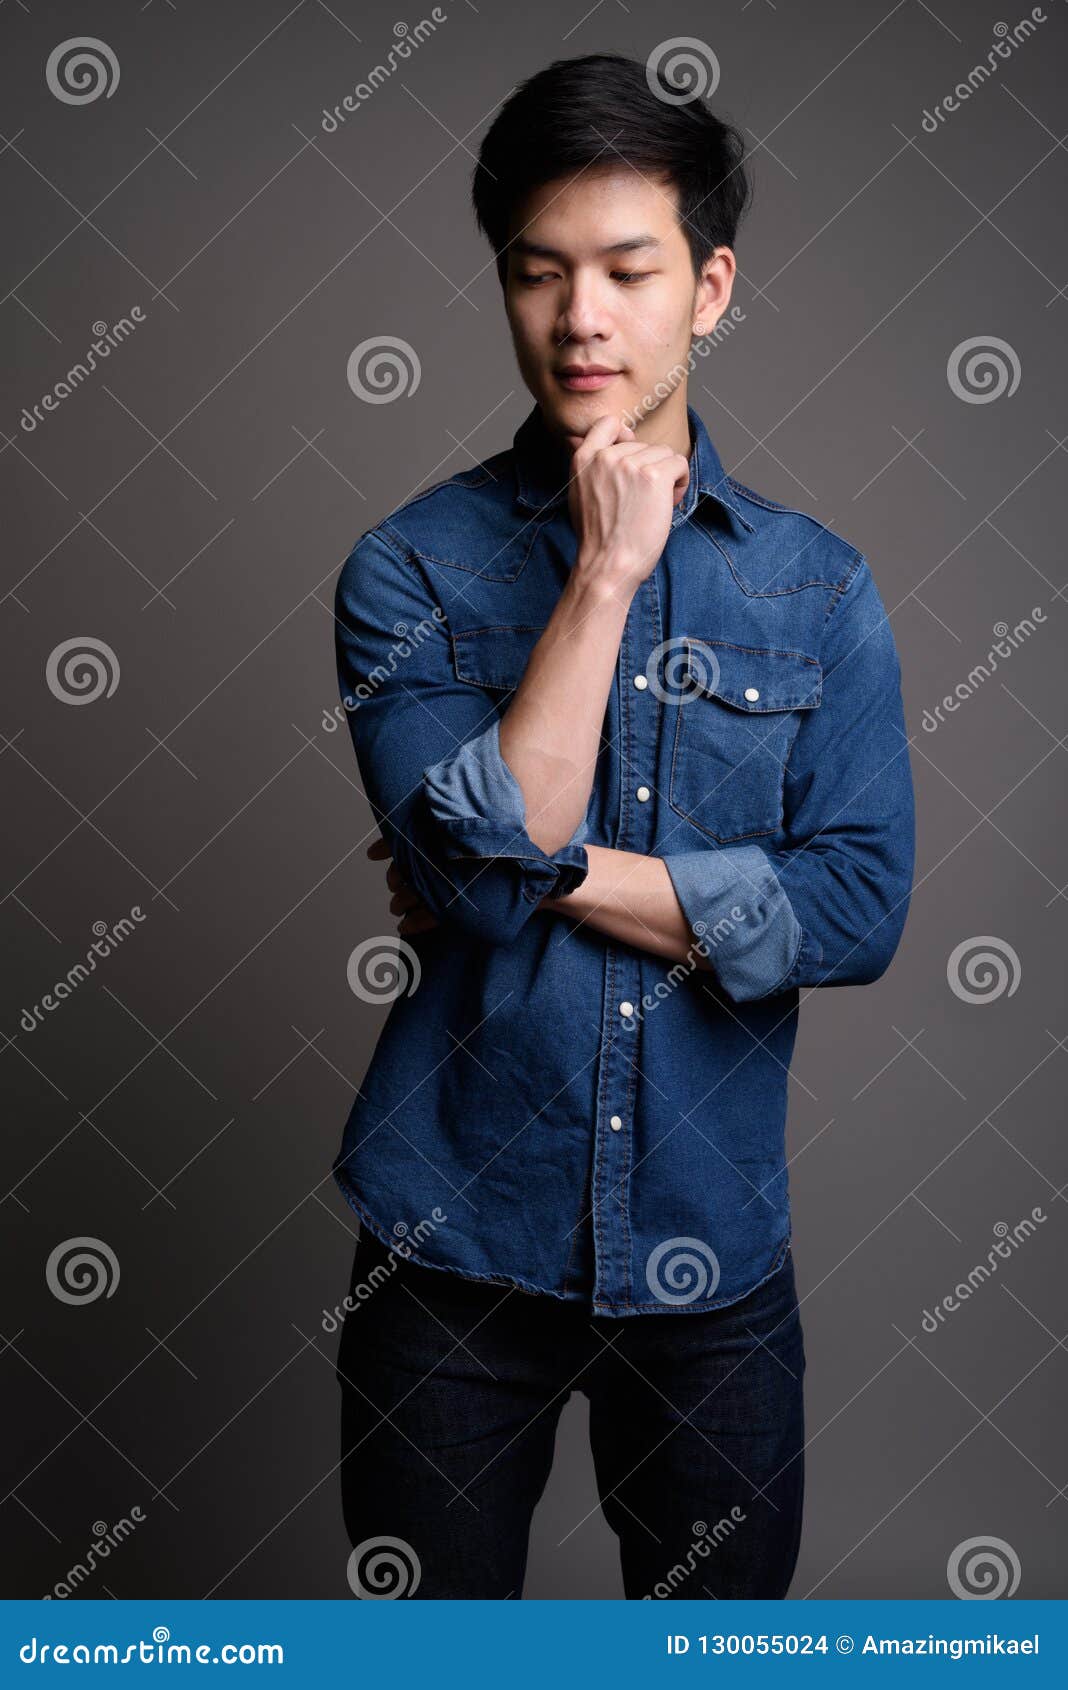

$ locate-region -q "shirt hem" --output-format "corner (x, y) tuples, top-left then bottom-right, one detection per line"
(333, 1160), (792, 1319)
(590, 1227), (793, 1318)
(331, 1162), (574, 1303)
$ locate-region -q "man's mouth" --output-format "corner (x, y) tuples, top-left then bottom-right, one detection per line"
(555, 365), (622, 392)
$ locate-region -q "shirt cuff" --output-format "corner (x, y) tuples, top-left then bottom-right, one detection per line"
(423, 718), (590, 903)
(662, 846), (809, 1001)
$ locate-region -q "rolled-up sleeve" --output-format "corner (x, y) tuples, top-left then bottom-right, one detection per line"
(663, 845), (803, 1000)
(662, 555), (915, 1002)
(335, 527), (589, 945)
(424, 717), (589, 899)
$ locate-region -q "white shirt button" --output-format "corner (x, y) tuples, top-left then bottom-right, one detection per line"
(744, 686), (760, 702)
(619, 1001), (634, 1018)
(609, 1114), (623, 1131)
(636, 785), (650, 802)
(634, 673), (648, 690)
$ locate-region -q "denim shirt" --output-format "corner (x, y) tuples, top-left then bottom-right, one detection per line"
(331, 402), (915, 1316)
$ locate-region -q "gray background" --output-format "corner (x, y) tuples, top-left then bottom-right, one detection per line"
(2, 0), (1065, 1600)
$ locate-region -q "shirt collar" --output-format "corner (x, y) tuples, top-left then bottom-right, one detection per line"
(512, 401), (754, 533)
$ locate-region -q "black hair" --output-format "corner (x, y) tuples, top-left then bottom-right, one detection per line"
(471, 52), (753, 286)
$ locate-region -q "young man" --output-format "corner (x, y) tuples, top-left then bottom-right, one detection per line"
(331, 53), (915, 1601)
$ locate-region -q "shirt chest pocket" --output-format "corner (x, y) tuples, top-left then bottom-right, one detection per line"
(667, 638), (823, 843)
(450, 623), (547, 695)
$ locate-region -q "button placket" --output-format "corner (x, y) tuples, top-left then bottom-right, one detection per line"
(590, 577), (660, 1310)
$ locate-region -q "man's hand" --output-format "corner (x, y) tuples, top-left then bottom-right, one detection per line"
(367, 835), (440, 936)
(567, 413), (690, 596)
(541, 844), (715, 972)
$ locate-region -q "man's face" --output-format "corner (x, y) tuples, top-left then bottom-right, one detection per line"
(502, 165), (733, 449)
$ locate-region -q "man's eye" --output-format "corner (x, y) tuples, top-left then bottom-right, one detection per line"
(612, 271), (652, 283)
(518, 273), (553, 285)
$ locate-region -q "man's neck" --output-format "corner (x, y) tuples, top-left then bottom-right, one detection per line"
(632, 392), (692, 461)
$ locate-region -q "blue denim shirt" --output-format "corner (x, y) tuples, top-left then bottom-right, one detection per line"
(331, 403), (915, 1316)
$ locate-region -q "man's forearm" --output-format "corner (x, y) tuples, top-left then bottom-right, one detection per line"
(497, 571), (631, 855)
(540, 844), (713, 971)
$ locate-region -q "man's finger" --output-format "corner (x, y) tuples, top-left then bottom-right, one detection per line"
(398, 907), (439, 935)
(385, 861), (408, 893)
(570, 412), (626, 462)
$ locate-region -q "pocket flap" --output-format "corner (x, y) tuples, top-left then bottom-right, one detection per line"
(683, 638), (822, 711)
(451, 623), (547, 691)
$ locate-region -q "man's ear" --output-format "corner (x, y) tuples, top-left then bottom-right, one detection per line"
(692, 246), (736, 335)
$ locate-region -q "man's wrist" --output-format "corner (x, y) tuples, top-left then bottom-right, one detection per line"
(569, 549), (642, 608)
(539, 844), (602, 914)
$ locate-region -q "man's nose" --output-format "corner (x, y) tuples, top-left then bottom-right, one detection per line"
(556, 281), (614, 343)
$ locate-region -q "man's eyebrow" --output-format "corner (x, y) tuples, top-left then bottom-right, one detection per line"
(510, 234), (662, 260)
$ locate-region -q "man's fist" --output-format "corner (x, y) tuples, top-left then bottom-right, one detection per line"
(367, 835), (439, 935)
(567, 413), (689, 594)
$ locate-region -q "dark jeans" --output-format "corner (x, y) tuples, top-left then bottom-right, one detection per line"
(335, 1226), (806, 1599)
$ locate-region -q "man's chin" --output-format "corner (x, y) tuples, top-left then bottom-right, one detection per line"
(540, 391), (631, 450)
